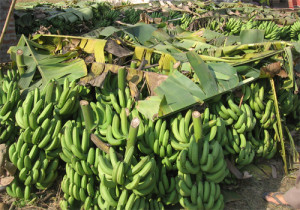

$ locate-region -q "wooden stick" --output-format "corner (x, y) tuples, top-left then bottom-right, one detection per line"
(0, 0), (18, 50)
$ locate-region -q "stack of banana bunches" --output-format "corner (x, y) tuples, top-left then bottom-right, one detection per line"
(2, 68), (299, 210)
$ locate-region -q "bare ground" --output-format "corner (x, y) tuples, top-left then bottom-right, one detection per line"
(16, 0), (67, 3)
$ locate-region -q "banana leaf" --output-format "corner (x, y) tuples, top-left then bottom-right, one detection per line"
(138, 71), (205, 118)
(187, 51), (219, 97)
(8, 35), (87, 89)
(282, 47), (296, 90)
(240, 29), (264, 44)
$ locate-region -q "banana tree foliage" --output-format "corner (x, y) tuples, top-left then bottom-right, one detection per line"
(7, 25), (298, 118)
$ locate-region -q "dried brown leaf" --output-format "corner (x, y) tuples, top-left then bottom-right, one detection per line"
(4, 161), (17, 176)
(145, 72), (168, 96)
(225, 159), (243, 179)
(0, 144), (7, 176)
(261, 61), (282, 77)
(271, 165), (277, 178)
(0, 176), (14, 186)
(104, 40), (133, 58)
(129, 81), (139, 99)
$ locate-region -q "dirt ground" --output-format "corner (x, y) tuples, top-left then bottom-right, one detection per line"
(16, 0), (67, 3)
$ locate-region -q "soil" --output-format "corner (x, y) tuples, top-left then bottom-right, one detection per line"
(16, 0), (67, 3)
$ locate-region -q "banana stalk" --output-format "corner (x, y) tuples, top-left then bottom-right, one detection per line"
(126, 117), (140, 153)
(16, 49), (26, 75)
(130, 61), (137, 69)
(285, 126), (300, 167)
(270, 78), (287, 174)
(192, 111), (202, 143)
(118, 67), (126, 93)
(80, 100), (95, 135)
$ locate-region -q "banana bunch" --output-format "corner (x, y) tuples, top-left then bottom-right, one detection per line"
(123, 9), (142, 24)
(225, 18), (242, 35)
(224, 126), (256, 164)
(207, 20), (220, 31)
(138, 118), (174, 158)
(222, 171), (238, 185)
(258, 21), (280, 40)
(234, 137), (255, 166)
(201, 108), (227, 146)
(14, 88), (63, 159)
(277, 88), (297, 116)
(1, 68), (20, 82)
(168, 10), (182, 25)
(122, 33), (135, 43)
(0, 70), (19, 145)
(105, 10), (121, 20)
(0, 120), (16, 144)
(290, 21), (300, 40)
(60, 163), (98, 209)
(98, 147), (157, 197)
(180, 13), (193, 30)
(211, 96), (256, 133)
(287, 93), (300, 125)
(278, 25), (291, 40)
(150, 12), (166, 21)
(177, 138), (228, 183)
(60, 121), (98, 175)
(253, 127), (277, 159)
(97, 187), (165, 210)
(155, 165), (179, 205)
(176, 172), (224, 210)
(6, 179), (31, 201)
(249, 82), (275, 129)
(240, 20), (257, 31)
(95, 71), (133, 112)
(95, 107), (144, 146)
(8, 135), (59, 199)
(0, 73), (20, 123)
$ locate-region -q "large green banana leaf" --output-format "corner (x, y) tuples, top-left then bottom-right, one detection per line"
(8, 35), (87, 90)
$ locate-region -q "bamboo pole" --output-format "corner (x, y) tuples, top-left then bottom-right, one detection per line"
(0, 0), (18, 50)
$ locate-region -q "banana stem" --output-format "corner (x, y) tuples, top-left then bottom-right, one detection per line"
(130, 61), (137, 69)
(285, 126), (299, 165)
(90, 134), (123, 160)
(192, 111), (202, 143)
(118, 67), (126, 93)
(270, 78), (288, 174)
(16, 49), (26, 75)
(80, 100), (95, 135)
(126, 117), (140, 153)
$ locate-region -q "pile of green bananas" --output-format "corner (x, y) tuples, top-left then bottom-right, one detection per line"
(95, 10), (121, 27)
(4, 66), (289, 210)
(7, 144), (59, 200)
(205, 17), (299, 41)
(0, 69), (20, 144)
(277, 87), (300, 129)
(207, 19), (223, 32)
(258, 21), (280, 40)
(123, 9), (142, 24)
(290, 21), (300, 40)
(177, 172), (224, 209)
(208, 80), (279, 166)
(224, 18), (243, 35)
(240, 20), (258, 31)
(139, 118), (174, 159)
(7, 85), (65, 200)
(180, 13), (194, 30)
